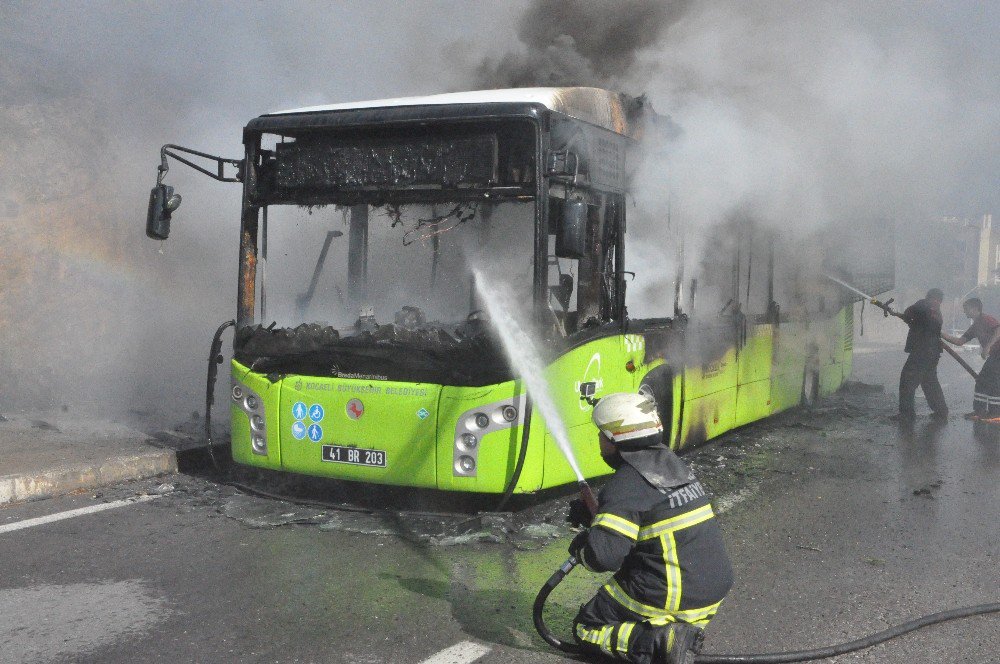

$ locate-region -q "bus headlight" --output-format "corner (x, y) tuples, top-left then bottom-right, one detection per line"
(453, 395), (526, 478)
(456, 456), (476, 474)
(233, 380), (267, 456)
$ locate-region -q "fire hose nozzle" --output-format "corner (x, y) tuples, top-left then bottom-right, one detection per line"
(578, 481), (599, 517)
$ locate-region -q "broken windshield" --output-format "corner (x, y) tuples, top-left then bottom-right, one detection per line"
(234, 200), (535, 384)
(263, 200), (533, 330)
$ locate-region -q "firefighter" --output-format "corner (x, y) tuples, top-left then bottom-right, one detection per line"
(943, 297), (1000, 420)
(568, 392), (733, 664)
(895, 288), (948, 421)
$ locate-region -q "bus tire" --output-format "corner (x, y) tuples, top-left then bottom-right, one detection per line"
(639, 366), (673, 444)
(801, 365), (820, 407)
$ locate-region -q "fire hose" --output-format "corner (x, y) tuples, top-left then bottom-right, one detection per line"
(204, 320), (236, 472)
(823, 275), (978, 379)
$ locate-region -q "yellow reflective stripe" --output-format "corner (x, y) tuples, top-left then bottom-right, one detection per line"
(603, 580), (674, 620)
(602, 625), (616, 655)
(578, 544), (597, 572)
(663, 533), (682, 612)
(638, 504), (714, 540)
(592, 513), (640, 540)
(604, 580), (723, 627)
(616, 623), (635, 655)
(674, 600), (723, 624)
(576, 624), (607, 653)
(577, 624), (615, 655)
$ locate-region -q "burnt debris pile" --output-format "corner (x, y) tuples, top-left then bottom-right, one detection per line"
(233, 318), (510, 386)
(236, 323), (341, 357)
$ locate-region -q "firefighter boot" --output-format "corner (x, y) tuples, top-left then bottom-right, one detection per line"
(657, 622), (703, 664)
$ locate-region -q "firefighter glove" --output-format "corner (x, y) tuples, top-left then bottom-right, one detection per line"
(566, 498), (592, 528)
(569, 530), (590, 560)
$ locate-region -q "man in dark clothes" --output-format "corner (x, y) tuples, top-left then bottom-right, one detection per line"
(568, 393), (733, 664)
(896, 288), (948, 421)
(943, 297), (1000, 420)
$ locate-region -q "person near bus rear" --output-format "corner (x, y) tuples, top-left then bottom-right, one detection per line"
(568, 392), (733, 664)
(942, 297), (1000, 420)
(896, 288), (948, 421)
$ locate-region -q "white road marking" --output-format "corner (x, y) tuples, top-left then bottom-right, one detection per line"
(0, 495), (159, 534)
(418, 641), (491, 664)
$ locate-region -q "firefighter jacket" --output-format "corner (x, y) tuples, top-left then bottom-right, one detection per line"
(576, 463), (734, 625)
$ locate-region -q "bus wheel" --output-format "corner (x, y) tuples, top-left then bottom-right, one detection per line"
(801, 366), (820, 407)
(639, 367), (673, 443)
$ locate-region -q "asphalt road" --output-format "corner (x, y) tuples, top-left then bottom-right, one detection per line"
(0, 343), (996, 663)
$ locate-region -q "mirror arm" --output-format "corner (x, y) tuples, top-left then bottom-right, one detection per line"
(159, 144), (244, 184)
(546, 150), (580, 187)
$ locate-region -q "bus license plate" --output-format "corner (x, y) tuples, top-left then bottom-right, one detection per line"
(321, 445), (386, 468)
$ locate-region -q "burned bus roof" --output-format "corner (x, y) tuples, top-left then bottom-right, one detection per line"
(255, 87), (650, 139)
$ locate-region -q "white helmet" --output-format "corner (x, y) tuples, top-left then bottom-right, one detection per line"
(591, 392), (662, 446)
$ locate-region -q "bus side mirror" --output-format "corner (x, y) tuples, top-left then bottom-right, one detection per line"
(555, 198), (587, 259)
(146, 184), (181, 240)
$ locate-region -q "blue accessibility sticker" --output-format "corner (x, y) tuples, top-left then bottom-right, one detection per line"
(291, 421), (307, 440)
(416, 408), (430, 420)
(292, 401), (307, 421)
(307, 423), (323, 442)
(309, 404), (325, 422)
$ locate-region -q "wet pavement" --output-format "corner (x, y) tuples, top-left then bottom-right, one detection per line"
(0, 342), (996, 663)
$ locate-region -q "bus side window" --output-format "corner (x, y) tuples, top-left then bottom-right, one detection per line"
(547, 197), (579, 335)
(577, 195), (620, 327)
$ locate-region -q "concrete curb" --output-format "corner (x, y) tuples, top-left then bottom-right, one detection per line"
(0, 450), (179, 505)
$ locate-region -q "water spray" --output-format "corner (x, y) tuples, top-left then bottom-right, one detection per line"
(472, 271), (586, 477)
(823, 274), (978, 379)
(471, 270), (600, 517)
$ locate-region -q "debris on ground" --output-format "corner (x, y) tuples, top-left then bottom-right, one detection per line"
(31, 419), (60, 432)
(222, 494), (328, 528)
(840, 380), (885, 393)
(912, 480), (944, 498)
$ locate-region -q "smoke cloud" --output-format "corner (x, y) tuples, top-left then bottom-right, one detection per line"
(464, 0), (999, 316)
(472, 0), (691, 89)
(1, 1), (996, 421)
(0, 1), (516, 421)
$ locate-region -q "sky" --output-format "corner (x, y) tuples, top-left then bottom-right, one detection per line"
(0, 1), (996, 418)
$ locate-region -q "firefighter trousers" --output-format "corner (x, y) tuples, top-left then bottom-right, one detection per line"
(899, 353), (947, 415)
(573, 589), (709, 663)
(973, 353), (1000, 417)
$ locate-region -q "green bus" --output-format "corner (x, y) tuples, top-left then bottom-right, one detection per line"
(146, 87), (854, 496)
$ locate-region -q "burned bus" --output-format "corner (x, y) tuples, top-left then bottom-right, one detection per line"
(146, 87), (855, 496)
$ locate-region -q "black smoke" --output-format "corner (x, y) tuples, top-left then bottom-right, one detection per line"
(472, 0), (691, 89)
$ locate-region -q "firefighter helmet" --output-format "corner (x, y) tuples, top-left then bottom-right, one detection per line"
(591, 392), (662, 446)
